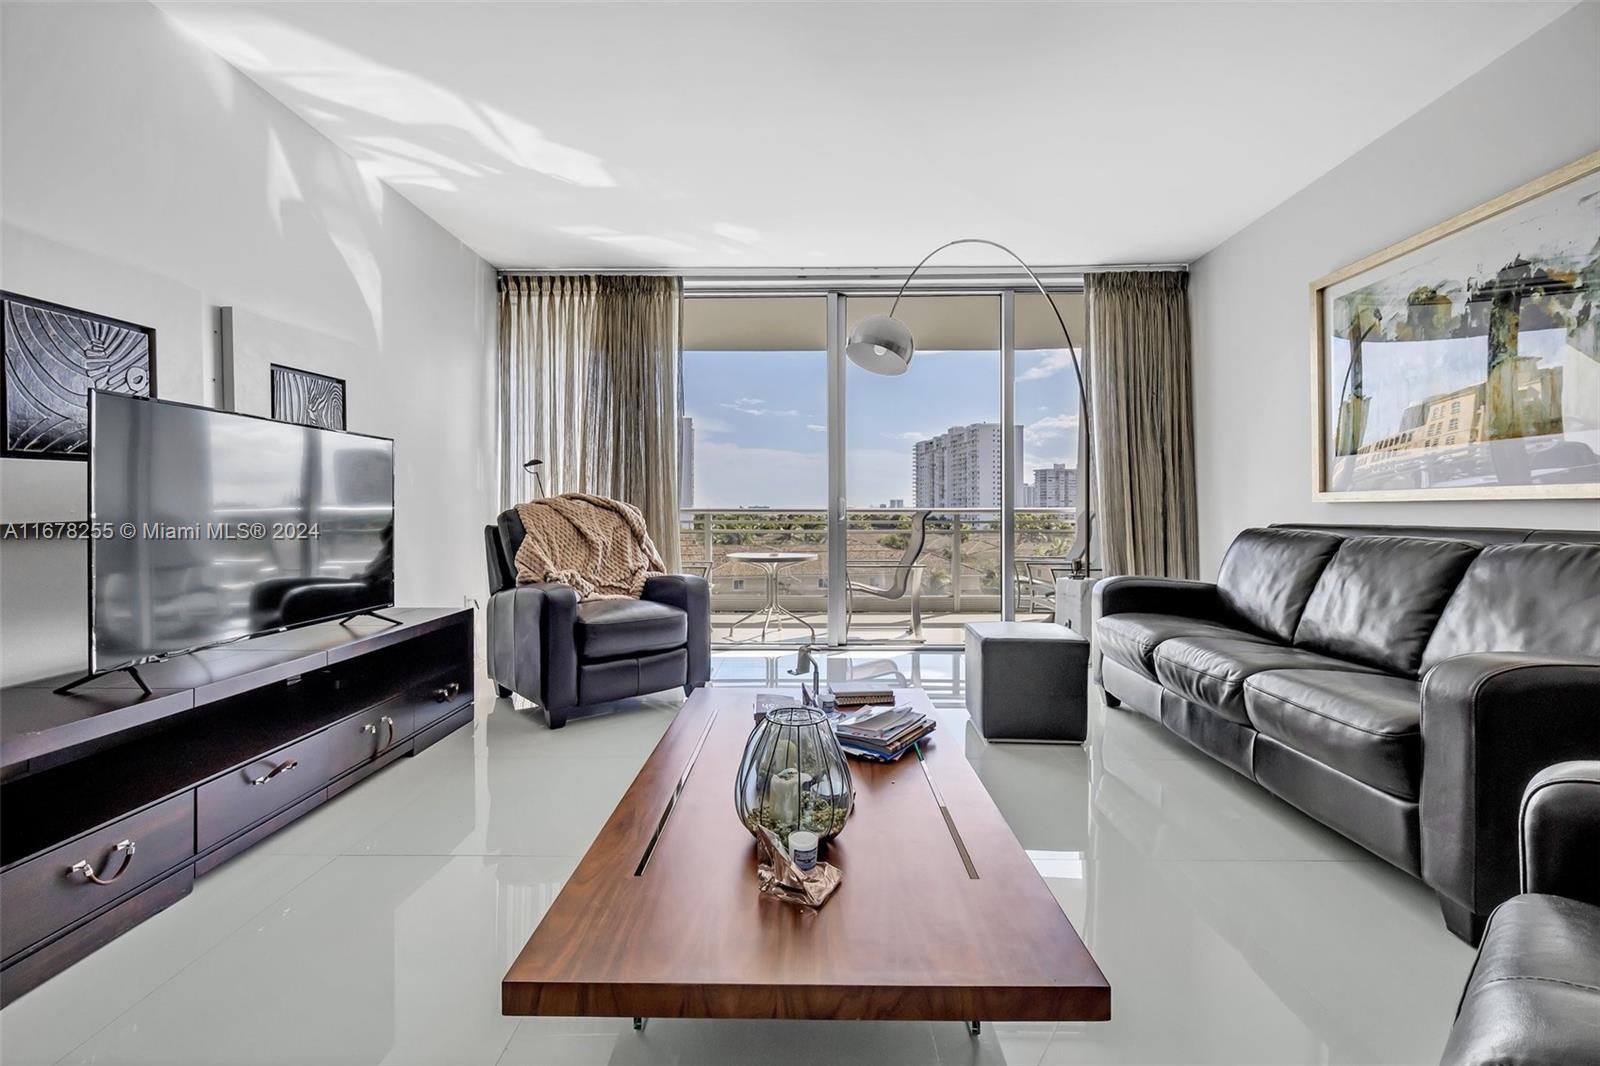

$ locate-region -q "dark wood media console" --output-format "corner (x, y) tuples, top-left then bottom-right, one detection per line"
(0, 607), (475, 1004)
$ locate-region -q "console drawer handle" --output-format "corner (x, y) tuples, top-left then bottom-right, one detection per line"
(363, 715), (398, 752)
(69, 839), (136, 886)
(249, 758), (298, 786)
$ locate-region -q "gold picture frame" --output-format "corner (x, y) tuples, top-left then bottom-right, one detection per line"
(1311, 150), (1600, 502)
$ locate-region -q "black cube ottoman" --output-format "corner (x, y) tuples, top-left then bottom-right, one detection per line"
(964, 621), (1089, 743)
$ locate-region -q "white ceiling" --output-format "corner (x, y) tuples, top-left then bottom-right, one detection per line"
(160, 1), (1575, 270)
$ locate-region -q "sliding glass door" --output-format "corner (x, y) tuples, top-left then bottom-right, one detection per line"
(680, 297), (829, 644)
(843, 295), (1003, 644)
(681, 284), (1084, 648)
(1014, 292), (1089, 618)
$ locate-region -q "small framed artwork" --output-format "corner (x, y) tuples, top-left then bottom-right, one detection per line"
(271, 364), (346, 431)
(1311, 150), (1600, 501)
(2, 292), (156, 460)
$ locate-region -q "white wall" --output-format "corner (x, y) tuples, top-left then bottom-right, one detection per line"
(1189, 2), (1600, 575)
(0, 1), (498, 684)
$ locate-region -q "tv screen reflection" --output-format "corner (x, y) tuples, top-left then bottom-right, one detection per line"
(91, 393), (395, 669)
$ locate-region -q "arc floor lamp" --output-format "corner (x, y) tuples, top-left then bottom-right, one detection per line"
(845, 238), (1093, 572)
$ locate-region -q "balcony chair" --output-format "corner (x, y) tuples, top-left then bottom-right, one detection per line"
(1014, 508), (1094, 614)
(845, 509), (929, 642)
(483, 507), (710, 729)
(1015, 556), (1073, 614)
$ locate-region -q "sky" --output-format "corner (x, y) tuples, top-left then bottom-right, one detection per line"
(682, 347), (1081, 508)
(1327, 327), (1576, 442)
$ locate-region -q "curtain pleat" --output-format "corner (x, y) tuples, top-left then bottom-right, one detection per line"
(497, 275), (682, 571)
(1087, 270), (1199, 578)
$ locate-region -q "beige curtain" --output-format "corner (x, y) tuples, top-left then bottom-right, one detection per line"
(498, 275), (682, 570)
(1087, 270), (1199, 578)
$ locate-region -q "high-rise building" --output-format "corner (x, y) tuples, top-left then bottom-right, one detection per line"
(1032, 463), (1078, 508)
(679, 416), (695, 508)
(912, 423), (1024, 508)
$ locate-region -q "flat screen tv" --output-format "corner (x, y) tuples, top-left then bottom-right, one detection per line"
(89, 391), (395, 671)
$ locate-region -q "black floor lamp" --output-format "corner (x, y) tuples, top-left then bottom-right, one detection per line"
(523, 458), (547, 498)
(844, 238), (1093, 572)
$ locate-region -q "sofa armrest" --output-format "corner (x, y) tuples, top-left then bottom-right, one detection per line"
(1420, 654), (1600, 922)
(642, 574), (711, 689)
(1520, 761), (1600, 905)
(487, 585), (550, 701)
(1092, 575), (1224, 623)
(520, 581), (580, 714)
(484, 524), (515, 595)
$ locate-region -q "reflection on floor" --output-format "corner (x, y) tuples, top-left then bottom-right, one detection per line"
(712, 610), (1061, 648)
(0, 650), (1475, 1065)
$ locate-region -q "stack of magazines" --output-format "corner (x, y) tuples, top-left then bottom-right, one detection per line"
(828, 682), (897, 709)
(833, 705), (936, 762)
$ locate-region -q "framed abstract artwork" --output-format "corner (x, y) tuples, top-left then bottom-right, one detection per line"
(1, 292), (155, 460)
(271, 363), (346, 430)
(1312, 151), (1600, 501)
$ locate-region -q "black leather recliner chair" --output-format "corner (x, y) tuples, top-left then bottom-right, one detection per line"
(483, 507), (711, 728)
(1093, 523), (1600, 942)
(1442, 761), (1600, 1065)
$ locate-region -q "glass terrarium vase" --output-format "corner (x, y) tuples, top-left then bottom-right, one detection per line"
(735, 706), (854, 849)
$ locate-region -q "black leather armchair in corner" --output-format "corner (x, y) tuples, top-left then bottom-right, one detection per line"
(1442, 761), (1600, 1066)
(483, 508), (711, 728)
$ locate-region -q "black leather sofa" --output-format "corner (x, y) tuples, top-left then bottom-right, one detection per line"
(1093, 523), (1600, 942)
(1442, 761), (1600, 1065)
(484, 508), (711, 728)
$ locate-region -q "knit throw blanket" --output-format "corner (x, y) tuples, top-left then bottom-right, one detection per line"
(513, 492), (665, 599)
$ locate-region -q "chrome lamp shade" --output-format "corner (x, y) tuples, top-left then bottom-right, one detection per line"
(844, 314), (915, 375)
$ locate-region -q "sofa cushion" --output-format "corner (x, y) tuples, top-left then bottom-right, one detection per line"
(1441, 894), (1600, 1066)
(1096, 613), (1273, 680)
(1293, 535), (1480, 676)
(1215, 528), (1343, 642)
(575, 597), (687, 659)
(1153, 635), (1380, 724)
(1244, 669), (1422, 800)
(1420, 543), (1600, 673)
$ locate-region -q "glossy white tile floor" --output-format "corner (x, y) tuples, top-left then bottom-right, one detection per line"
(0, 650), (1476, 1065)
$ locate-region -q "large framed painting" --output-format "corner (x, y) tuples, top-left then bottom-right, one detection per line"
(1312, 151), (1600, 501)
(1, 292), (156, 460)
(271, 363), (346, 430)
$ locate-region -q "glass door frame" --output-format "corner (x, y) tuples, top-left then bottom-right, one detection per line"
(678, 275), (1085, 648)
(820, 285), (1073, 647)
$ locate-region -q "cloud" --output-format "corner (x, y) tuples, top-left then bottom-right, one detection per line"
(682, 412), (734, 437)
(1017, 347), (1079, 382)
(692, 441), (826, 507)
(721, 398), (800, 417)
(881, 430), (930, 442)
(1025, 414), (1079, 444)
(805, 424), (827, 433)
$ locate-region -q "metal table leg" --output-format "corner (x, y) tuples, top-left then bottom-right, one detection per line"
(726, 561), (815, 643)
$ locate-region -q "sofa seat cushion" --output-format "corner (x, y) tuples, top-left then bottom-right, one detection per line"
(1153, 636), (1381, 724)
(575, 597), (687, 659)
(1096, 613), (1273, 680)
(1441, 894), (1600, 1066)
(1244, 669), (1422, 800)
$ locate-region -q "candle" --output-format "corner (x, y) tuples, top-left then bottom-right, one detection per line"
(789, 831), (819, 871)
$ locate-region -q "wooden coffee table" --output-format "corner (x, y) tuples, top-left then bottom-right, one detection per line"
(502, 686), (1109, 1027)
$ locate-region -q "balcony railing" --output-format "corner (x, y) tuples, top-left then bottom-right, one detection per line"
(678, 507), (1080, 618)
